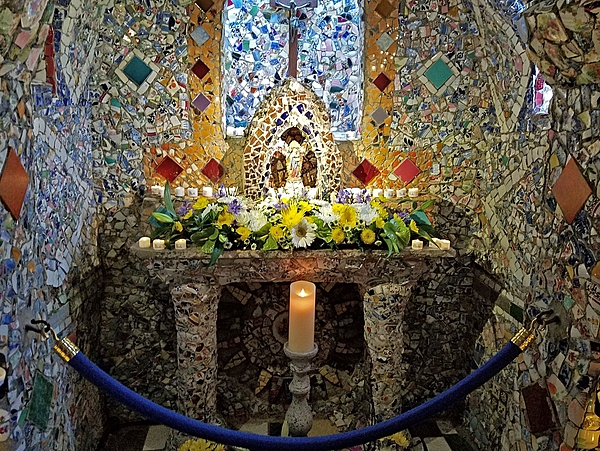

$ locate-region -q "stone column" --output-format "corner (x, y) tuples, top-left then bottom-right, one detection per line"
(171, 282), (221, 421)
(363, 283), (413, 440)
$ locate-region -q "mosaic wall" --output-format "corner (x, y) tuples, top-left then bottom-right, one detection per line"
(0, 0), (105, 449)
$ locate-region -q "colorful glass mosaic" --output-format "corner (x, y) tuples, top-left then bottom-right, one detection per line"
(222, 0), (364, 140)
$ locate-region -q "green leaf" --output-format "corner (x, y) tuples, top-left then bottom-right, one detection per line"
(414, 199), (435, 211)
(150, 224), (171, 240)
(218, 233), (229, 243)
(209, 228), (219, 240)
(255, 223), (272, 236)
(201, 239), (215, 254)
(410, 211), (431, 226)
(206, 241), (224, 267)
(263, 236), (279, 250)
(383, 237), (395, 257)
(163, 181), (177, 218)
(152, 212), (175, 223)
(190, 227), (216, 244)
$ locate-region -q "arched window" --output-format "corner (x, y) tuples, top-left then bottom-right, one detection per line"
(222, 0), (364, 141)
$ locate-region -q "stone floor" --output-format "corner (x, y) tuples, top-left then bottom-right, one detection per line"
(98, 417), (479, 451)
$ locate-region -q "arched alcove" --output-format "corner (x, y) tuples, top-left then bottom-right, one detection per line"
(243, 78), (342, 199)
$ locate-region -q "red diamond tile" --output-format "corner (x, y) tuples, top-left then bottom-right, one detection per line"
(155, 155), (184, 183)
(202, 158), (225, 183)
(373, 73), (392, 92)
(0, 148), (29, 220)
(393, 159), (422, 184)
(352, 159), (380, 185)
(191, 60), (209, 79)
(552, 157), (592, 224)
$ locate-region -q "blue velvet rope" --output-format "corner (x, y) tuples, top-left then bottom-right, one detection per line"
(69, 342), (521, 451)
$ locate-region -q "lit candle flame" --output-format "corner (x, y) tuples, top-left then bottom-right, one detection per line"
(299, 288), (308, 297)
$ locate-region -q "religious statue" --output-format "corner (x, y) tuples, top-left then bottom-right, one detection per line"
(287, 140), (304, 180)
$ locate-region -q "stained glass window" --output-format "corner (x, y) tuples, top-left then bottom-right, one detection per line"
(222, 0), (364, 140)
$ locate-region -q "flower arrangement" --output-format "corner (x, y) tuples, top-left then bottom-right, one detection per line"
(149, 183), (440, 266)
(178, 438), (224, 451)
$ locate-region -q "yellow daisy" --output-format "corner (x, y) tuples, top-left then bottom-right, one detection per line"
(193, 198), (209, 210)
(236, 226), (251, 241)
(360, 229), (376, 245)
(331, 228), (345, 244)
(332, 204), (358, 228)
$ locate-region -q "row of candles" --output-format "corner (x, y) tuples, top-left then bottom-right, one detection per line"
(150, 185), (420, 199)
(139, 236), (451, 251)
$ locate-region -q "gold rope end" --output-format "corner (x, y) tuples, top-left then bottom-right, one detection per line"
(511, 327), (536, 351)
(53, 337), (80, 362)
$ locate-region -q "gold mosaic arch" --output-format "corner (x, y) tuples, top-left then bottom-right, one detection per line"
(243, 78), (341, 199)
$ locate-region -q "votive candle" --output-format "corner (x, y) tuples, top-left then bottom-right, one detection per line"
(397, 188), (407, 198)
(288, 281), (316, 354)
(372, 188), (383, 198)
(438, 239), (451, 250)
(152, 239), (165, 250)
(157, 187), (165, 197)
(187, 188), (198, 197)
(411, 239), (423, 250)
(175, 239), (187, 250)
(202, 186), (213, 197)
(174, 187), (185, 197)
(151, 185), (161, 195)
(138, 237), (151, 248)
(384, 189), (395, 199)
(408, 188), (419, 198)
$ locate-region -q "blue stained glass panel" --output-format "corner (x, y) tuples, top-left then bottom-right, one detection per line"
(222, 0), (364, 140)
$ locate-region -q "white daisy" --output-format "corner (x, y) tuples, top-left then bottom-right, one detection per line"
(355, 203), (379, 225)
(291, 219), (317, 248)
(315, 204), (337, 225)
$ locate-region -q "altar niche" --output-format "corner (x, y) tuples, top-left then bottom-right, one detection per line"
(215, 282), (370, 431)
(269, 127), (318, 190)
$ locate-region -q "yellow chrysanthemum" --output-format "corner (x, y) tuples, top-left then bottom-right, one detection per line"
(332, 204), (358, 228)
(281, 203), (307, 229)
(236, 226), (251, 241)
(183, 209), (193, 220)
(217, 212), (234, 227)
(298, 200), (312, 212)
(193, 198), (210, 210)
(270, 225), (285, 241)
(173, 221), (183, 232)
(375, 216), (385, 229)
(389, 431), (409, 447)
(331, 228), (345, 244)
(360, 229), (376, 245)
(409, 219), (419, 233)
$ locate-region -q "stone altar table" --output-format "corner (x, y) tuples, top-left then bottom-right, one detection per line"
(131, 246), (455, 435)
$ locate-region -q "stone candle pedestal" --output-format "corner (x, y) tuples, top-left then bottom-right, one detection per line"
(284, 342), (319, 437)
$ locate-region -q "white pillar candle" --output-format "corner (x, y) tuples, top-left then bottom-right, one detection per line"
(202, 186), (213, 197)
(174, 187), (185, 197)
(152, 239), (165, 250)
(175, 239), (187, 250)
(397, 188), (407, 198)
(372, 188), (383, 198)
(138, 237), (151, 248)
(288, 281), (316, 353)
(408, 188), (419, 198)
(411, 239), (423, 250)
(187, 187), (198, 197)
(384, 189), (395, 199)
(438, 239), (451, 250)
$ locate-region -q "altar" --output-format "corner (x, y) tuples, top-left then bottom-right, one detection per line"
(132, 245), (455, 431)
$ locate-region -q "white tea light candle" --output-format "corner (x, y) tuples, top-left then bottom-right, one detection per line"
(175, 239), (187, 250)
(174, 187), (185, 197)
(288, 281), (316, 354)
(157, 187), (165, 197)
(438, 239), (451, 250)
(411, 239), (423, 250)
(151, 185), (161, 195)
(372, 188), (383, 198)
(187, 188), (198, 197)
(384, 189), (395, 199)
(152, 239), (165, 250)
(408, 188), (419, 198)
(138, 237), (151, 249)
(202, 186), (213, 197)
(397, 188), (407, 198)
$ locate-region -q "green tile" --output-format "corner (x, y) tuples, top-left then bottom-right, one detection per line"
(122, 56), (152, 86)
(509, 303), (524, 323)
(425, 59), (453, 89)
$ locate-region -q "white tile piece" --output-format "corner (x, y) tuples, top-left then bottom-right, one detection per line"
(143, 425), (171, 450)
(423, 436), (453, 451)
